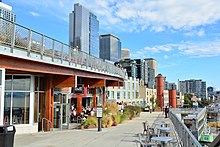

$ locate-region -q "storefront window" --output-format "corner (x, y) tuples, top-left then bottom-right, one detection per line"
(4, 92), (11, 125)
(5, 75), (12, 90)
(13, 76), (30, 91)
(0, 70), (2, 85)
(12, 92), (30, 124)
(4, 75), (31, 125)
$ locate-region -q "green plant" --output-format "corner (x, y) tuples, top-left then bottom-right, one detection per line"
(82, 116), (98, 128)
(113, 114), (121, 124)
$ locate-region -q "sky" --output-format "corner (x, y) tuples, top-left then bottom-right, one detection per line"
(4, 0), (220, 90)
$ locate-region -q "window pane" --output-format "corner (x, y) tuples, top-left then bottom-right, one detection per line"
(12, 92), (30, 124)
(39, 77), (46, 91)
(0, 70), (2, 86)
(13, 76), (31, 91)
(35, 77), (39, 91)
(4, 92), (11, 125)
(5, 75), (12, 90)
(34, 92), (39, 123)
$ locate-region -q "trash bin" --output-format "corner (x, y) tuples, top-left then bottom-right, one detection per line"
(0, 125), (16, 147)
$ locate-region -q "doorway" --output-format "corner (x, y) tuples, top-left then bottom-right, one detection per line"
(53, 93), (69, 130)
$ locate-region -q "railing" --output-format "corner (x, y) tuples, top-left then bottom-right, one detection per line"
(169, 109), (202, 147)
(0, 17), (126, 78)
(42, 117), (52, 132)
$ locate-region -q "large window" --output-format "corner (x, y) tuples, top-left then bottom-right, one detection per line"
(0, 70), (2, 86)
(4, 75), (31, 125)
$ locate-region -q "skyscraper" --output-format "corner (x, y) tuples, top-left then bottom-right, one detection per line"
(69, 3), (99, 58)
(121, 48), (130, 59)
(178, 79), (207, 99)
(143, 58), (157, 88)
(99, 34), (121, 62)
(0, 1), (16, 22)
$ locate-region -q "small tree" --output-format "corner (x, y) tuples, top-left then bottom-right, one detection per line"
(184, 94), (193, 108)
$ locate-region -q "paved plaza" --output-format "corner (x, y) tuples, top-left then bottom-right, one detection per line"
(15, 112), (179, 147)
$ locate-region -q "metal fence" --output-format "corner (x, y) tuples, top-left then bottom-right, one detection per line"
(169, 109), (202, 147)
(0, 17), (126, 78)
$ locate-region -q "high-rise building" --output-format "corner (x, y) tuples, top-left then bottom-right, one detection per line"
(121, 48), (130, 59)
(164, 81), (177, 90)
(143, 58), (157, 88)
(115, 59), (137, 78)
(178, 79), (207, 99)
(69, 3), (99, 58)
(99, 34), (121, 62)
(0, 1), (16, 22)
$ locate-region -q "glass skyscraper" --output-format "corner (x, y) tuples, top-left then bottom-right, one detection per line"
(99, 34), (121, 63)
(69, 3), (99, 58)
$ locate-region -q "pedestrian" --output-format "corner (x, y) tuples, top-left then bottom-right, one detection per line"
(149, 105), (152, 113)
(165, 106), (169, 118)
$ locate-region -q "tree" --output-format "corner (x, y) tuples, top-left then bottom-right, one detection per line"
(184, 94), (193, 108)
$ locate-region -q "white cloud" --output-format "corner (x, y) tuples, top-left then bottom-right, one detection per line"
(132, 40), (220, 58)
(164, 55), (169, 59)
(12, 0), (220, 33)
(30, 12), (39, 17)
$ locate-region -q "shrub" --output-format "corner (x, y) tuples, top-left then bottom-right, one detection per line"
(103, 102), (118, 116)
(113, 114), (121, 124)
(82, 116), (98, 128)
(101, 114), (113, 128)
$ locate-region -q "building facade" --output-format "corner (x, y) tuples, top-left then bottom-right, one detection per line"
(99, 34), (121, 62)
(69, 3), (99, 58)
(143, 58), (157, 88)
(0, 1), (16, 22)
(115, 59), (137, 78)
(121, 48), (130, 59)
(107, 77), (142, 105)
(178, 79), (207, 100)
(164, 81), (177, 90)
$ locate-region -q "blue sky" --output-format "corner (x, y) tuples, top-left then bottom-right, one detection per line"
(5, 0), (220, 90)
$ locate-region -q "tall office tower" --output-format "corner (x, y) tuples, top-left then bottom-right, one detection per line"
(143, 58), (157, 88)
(178, 79), (207, 100)
(121, 48), (130, 59)
(0, 1), (16, 22)
(69, 3), (99, 58)
(99, 34), (121, 62)
(115, 59), (137, 78)
(134, 59), (144, 81)
(164, 81), (177, 90)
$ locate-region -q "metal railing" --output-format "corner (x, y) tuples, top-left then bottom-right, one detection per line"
(42, 117), (52, 132)
(169, 109), (202, 147)
(0, 17), (126, 78)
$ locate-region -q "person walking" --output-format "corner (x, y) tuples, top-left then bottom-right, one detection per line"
(165, 106), (169, 118)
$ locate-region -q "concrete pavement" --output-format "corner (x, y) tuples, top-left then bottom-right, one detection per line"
(14, 112), (178, 147)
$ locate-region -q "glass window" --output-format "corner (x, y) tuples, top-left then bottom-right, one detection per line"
(12, 92), (30, 124)
(34, 93), (39, 123)
(117, 92), (120, 99)
(0, 70), (2, 86)
(4, 92), (11, 125)
(5, 75), (12, 90)
(13, 76), (31, 91)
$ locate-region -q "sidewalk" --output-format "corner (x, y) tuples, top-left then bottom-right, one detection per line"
(14, 112), (178, 147)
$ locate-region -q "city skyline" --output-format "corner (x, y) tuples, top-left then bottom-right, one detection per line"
(4, 0), (220, 89)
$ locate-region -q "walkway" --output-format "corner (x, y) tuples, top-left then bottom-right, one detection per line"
(14, 112), (179, 147)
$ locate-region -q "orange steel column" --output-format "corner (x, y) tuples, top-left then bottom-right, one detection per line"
(92, 87), (97, 108)
(102, 87), (106, 106)
(169, 89), (177, 108)
(77, 95), (82, 115)
(156, 74), (165, 110)
(45, 76), (54, 131)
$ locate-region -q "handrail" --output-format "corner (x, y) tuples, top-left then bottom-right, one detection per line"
(0, 17), (126, 79)
(169, 109), (202, 147)
(42, 117), (52, 132)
